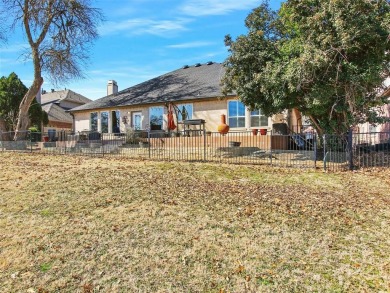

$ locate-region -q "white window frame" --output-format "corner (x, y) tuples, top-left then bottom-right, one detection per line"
(100, 111), (109, 133)
(227, 100), (246, 129)
(227, 100), (271, 130)
(369, 124), (377, 133)
(250, 109), (269, 128)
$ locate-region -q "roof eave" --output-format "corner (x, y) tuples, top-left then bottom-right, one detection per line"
(69, 94), (237, 113)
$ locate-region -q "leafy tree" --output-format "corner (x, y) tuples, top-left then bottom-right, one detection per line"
(29, 98), (49, 130)
(0, 0), (103, 139)
(0, 72), (48, 131)
(222, 0), (390, 135)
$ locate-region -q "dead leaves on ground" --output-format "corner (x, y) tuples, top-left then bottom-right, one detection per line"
(1, 153), (390, 292)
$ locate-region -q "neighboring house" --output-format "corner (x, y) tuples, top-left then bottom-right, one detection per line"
(357, 86), (390, 143)
(71, 62), (290, 134)
(40, 89), (91, 132)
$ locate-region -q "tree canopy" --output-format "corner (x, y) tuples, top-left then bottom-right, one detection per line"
(0, 72), (48, 132)
(0, 0), (103, 138)
(222, 0), (390, 135)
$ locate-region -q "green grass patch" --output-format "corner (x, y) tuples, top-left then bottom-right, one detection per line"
(39, 263), (52, 272)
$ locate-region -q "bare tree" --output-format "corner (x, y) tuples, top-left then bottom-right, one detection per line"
(0, 5), (7, 42)
(0, 0), (103, 139)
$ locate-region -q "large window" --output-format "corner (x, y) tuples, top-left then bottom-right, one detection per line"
(101, 112), (109, 133)
(149, 107), (163, 130)
(251, 109), (268, 127)
(90, 112), (98, 131)
(369, 124), (377, 133)
(111, 110), (120, 133)
(228, 101), (245, 128)
(177, 104), (193, 121)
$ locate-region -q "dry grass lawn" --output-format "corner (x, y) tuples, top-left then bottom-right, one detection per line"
(0, 152), (389, 292)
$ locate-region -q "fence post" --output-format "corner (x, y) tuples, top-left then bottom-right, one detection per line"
(347, 128), (354, 170)
(148, 130), (151, 159)
(29, 130), (32, 153)
(77, 131), (80, 156)
(101, 132), (104, 157)
(313, 134), (317, 169)
(203, 127), (206, 162)
(64, 131), (66, 155)
(270, 131), (273, 166)
(323, 134), (327, 171)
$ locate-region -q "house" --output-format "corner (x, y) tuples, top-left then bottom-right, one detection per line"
(71, 62), (292, 135)
(357, 86), (390, 144)
(40, 89), (91, 132)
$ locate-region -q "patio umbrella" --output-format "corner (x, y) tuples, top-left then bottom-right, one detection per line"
(167, 104), (176, 131)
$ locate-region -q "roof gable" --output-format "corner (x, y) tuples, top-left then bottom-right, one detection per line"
(42, 103), (72, 123)
(41, 89), (91, 107)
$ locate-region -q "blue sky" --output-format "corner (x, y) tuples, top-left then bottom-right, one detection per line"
(0, 0), (283, 100)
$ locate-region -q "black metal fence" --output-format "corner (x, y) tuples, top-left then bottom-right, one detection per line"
(1, 129), (390, 171)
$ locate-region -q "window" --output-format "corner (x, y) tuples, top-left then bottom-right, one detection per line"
(132, 112), (142, 130)
(101, 111), (109, 133)
(111, 110), (120, 133)
(228, 101), (245, 128)
(177, 104), (193, 121)
(250, 109), (268, 127)
(369, 124), (377, 133)
(90, 112), (98, 131)
(149, 107), (163, 130)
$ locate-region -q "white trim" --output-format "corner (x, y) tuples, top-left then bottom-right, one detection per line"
(249, 109), (269, 128)
(132, 111), (142, 130)
(227, 100), (246, 129)
(100, 111), (109, 133)
(227, 99), (271, 130)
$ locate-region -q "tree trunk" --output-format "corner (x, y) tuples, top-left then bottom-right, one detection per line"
(308, 114), (324, 137)
(13, 77), (43, 141)
(13, 9), (45, 141)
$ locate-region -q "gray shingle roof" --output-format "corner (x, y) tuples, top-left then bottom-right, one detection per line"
(41, 89), (91, 107)
(71, 62), (232, 112)
(42, 103), (73, 123)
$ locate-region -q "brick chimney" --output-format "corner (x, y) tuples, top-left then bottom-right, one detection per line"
(107, 80), (118, 96)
